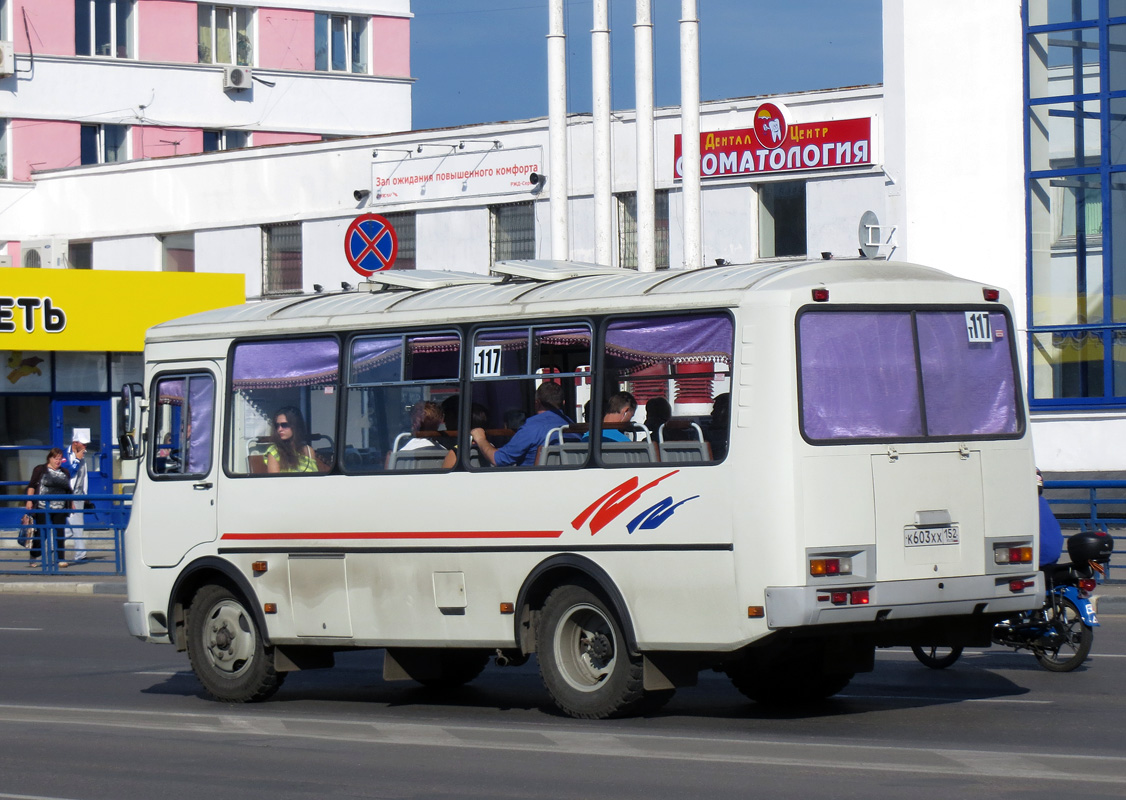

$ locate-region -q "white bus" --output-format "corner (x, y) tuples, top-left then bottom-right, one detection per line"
(121, 259), (1041, 718)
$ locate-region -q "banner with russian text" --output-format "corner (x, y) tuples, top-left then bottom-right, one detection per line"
(673, 117), (872, 179)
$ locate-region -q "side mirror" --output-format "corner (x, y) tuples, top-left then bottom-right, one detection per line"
(118, 382), (144, 460)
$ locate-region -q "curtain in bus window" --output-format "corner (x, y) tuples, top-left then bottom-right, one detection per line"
(604, 315), (732, 373)
(799, 312), (922, 440)
(187, 376), (215, 474)
(917, 312), (1018, 436)
(232, 339), (339, 388)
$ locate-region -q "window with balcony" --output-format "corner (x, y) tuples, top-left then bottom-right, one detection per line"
(0, 119), (8, 180)
(262, 223), (302, 296)
(80, 124), (128, 165)
(75, 0), (134, 58)
(198, 4), (253, 66)
(314, 13), (368, 74)
(202, 130), (249, 152)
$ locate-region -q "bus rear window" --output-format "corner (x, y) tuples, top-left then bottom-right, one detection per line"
(798, 309), (1020, 442)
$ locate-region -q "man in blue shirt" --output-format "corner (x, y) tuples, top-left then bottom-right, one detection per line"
(1037, 469), (1064, 567)
(471, 382), (572, 467)
(582, 391), (637, 442)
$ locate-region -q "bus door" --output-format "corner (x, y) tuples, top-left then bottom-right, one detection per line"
(52, 398), (112, 521)
(141, 369), (220, 567)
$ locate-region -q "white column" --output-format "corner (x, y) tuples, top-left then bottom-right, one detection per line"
(680, 0), (702, 269)
(548, 0), (569, 261)
(592, 0), (613, 267)
(635, 0), (655, 272)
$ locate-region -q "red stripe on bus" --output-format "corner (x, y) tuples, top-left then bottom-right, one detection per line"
(220, 530), (564, 541)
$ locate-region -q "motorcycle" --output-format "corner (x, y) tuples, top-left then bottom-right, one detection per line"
(912, 529), (1114, 673)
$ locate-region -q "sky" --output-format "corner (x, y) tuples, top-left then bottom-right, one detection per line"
(409, 0), (884, 131)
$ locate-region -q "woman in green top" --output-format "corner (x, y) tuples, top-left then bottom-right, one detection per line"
(266, 407), (319, 473)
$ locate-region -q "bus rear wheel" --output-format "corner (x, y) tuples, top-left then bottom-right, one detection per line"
(186, 584), (284, 703)
(536, 583), (648, 719)
(724, 645), (853, 708)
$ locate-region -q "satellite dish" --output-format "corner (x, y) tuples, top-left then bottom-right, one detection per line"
(858, 211), (880, 259)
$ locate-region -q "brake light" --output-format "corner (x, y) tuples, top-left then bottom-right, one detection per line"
(811, 288), (830, 302)
(850, 589), (870, 605)
(994, 545), (1033, 564)
(829, 591), (848, 605)
(983, 287), (1000, 301)
(1009, 579), (1035, 593)
(1079, 578), (1097, 593)
(810, 557), (852, 576)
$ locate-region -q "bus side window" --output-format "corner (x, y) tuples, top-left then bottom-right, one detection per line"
(228, 338), (340, 476)
(343, 331), (461, 473)
(469, 324), (592, 469)
(602, 313), (734, 465)
(150, 374), (215, 477)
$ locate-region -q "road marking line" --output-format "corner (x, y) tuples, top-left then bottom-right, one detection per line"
(0, 793), (84, 800)
(0, 628), (43, 632)
(839, 693), (1051, 705)
(133, 671), (187, 676)
(0, 703), (1121, 784)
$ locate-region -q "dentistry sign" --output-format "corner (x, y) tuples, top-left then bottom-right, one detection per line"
(673, 102), (872, 179)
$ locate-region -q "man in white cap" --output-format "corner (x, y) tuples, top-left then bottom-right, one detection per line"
(65, 434), (89, 565)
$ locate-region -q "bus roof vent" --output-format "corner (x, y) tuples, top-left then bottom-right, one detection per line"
(491, 259), (620, 282)
(360, 270), (503, 292)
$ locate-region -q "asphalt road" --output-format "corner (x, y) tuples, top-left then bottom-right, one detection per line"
(1, 594), (1124, 800)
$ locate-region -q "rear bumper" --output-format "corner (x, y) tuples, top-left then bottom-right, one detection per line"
(765, 573), (1043, 629)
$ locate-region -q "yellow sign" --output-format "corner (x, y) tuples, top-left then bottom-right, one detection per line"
(0, 268), (245, 352)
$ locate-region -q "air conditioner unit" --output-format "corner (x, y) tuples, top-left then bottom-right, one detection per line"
(21, 238), (69, 269)
(0, 41), (14, 78)
(222, 65), (252, 91)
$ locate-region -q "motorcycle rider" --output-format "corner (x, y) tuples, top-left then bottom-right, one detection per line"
(1037, 468), (1064, 568)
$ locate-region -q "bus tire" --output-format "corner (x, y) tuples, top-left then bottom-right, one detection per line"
(536, 583), (645, 719)
(186, 584), (284, 703)
(724, 649), (852, 708)
(414, 649), (491, 689)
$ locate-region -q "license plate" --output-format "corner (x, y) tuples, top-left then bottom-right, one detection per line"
(904, 526), (960, 547)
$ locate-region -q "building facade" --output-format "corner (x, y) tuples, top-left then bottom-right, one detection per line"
(0, 0), (411, 507)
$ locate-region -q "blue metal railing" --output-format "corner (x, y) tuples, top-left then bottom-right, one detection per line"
(1043, 480), (1126, 582)
(1, 493), (131, 575)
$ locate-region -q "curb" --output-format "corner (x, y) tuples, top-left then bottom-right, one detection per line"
(0, 582), (126, 596)
(1096, 594), (1126, 615)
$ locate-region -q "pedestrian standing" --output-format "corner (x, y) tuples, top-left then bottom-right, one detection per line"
(66, 436), (90, 564)
(24, 448), (72, 568)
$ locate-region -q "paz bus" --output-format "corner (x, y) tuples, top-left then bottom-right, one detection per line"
(120, 258), (1041, 718)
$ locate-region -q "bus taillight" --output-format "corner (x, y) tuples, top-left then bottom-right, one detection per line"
(810, 557), (852, 576)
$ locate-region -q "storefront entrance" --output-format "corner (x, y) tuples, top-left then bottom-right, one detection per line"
(52, 398), (112, 500)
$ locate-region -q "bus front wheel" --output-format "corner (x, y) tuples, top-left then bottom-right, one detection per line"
(536, 583), (647, 719)
(186, 584), (284, 703)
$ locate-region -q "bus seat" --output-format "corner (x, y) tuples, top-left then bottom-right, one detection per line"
(658, 440), (713, 463)
(387, 447), (449, 470)
(248, 454), (269, 474)
(601, 440), (657, 464)
(535, 443), (589, 467)
(657, 421), (711, 462)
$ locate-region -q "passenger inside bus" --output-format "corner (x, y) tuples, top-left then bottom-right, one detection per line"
(705, 393), (730, 460)
(401, 401), (446, 451)
(471, 382), (572, 467)
(266, 407), (320, 473)
(582, 391), (638, 442)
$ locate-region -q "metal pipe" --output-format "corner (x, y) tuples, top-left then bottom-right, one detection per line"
(680, 0), (702, 269)
(635, 0), (655, 272)
(592, 0), (612, 267)
(548, 0), (569, 260)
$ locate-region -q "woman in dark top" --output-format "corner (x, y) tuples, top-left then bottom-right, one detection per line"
(23, 448), (72, 568)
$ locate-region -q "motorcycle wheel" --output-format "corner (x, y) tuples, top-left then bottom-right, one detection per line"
(910, 645), (963, 670)
(1034, 597), (1093, 672)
